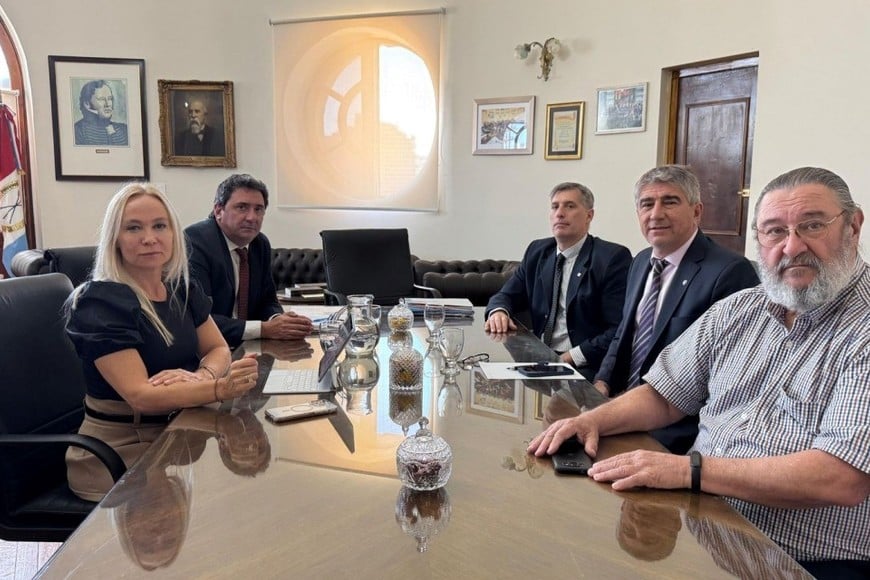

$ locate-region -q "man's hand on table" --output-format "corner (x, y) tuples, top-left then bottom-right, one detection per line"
(484, 310), (516, 333)
(262, 311), (313, 339)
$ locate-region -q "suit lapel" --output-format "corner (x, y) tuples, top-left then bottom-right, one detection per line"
(626, 249), (653, 318)
(653, 234), (706, 335)
(539, 249), (557, 312)
(566, 236), (594, 304)
(211, 219), (236, 295)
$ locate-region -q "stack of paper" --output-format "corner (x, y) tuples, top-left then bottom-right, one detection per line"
(404, 298), (474, 318)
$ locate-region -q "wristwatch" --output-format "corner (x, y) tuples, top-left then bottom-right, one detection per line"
(689, 451), (702, 494)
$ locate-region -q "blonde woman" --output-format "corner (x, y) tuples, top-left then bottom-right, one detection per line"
(65, 183), (258, 500)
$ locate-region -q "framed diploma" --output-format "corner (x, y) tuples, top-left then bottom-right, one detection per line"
(544, 101), (584, 160)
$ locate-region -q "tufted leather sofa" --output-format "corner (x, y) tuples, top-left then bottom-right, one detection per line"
(414, 259), (519, 306)
(12, 247), (517, 305)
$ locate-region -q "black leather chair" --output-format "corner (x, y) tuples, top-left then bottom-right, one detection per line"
(0, 274), (125, 542)
(319, 228), (440, 305)
(10, 246), (96, 287)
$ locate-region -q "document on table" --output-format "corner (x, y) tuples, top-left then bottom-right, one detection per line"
(281, 304), (344, 326)
(477, 362), (584, 380)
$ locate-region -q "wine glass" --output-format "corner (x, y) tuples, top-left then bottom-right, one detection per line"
(437, 376), (464, 417)
(438, 327), (464, 377)
(424, 304), (445, 343)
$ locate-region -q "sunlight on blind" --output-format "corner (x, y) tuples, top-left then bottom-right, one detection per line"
(273, 13), (440, 210)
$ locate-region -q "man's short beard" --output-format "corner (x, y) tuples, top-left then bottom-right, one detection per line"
(758, 229), (856, 312)
(189, 120), (204, 135)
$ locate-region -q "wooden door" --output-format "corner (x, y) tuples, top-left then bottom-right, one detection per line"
(670, 57), (758, 255)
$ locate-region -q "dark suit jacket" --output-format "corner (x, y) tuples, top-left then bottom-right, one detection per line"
(486, 236), (632, 375)
(175, 125), (225, 157)
(185, 217), (282, 347)
(595, 232), (759, 453)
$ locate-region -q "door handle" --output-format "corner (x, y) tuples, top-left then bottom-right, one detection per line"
(737, 189), (750, 198)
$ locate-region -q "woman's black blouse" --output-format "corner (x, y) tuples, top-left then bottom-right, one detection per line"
(66, 280), (211, 400)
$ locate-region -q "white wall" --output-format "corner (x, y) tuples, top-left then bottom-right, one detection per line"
(2, 0), (868, 260)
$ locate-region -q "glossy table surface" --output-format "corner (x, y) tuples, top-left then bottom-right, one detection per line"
(39, 310), (810, 578)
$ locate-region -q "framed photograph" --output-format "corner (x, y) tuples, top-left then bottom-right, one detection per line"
(48, 56), (148, 181)
(472, 96), (535, 155)
(533, 391), (551, 421)
(158, 80), (236, 168)
(468, 370), (524, 423)
(595, 82), (647, 134)
(545, 101), (585, 159)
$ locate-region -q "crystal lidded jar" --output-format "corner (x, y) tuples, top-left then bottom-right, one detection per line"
(388, 299), (414, 332)
(345, 294), (379, 356)
(396, 418), (453, 491)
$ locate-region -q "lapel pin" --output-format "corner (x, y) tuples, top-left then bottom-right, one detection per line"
(682, 280), (688, 286)
(577, 272), (583, 277)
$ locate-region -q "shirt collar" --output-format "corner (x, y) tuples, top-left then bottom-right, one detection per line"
(652, 228), (698, 268)
(221, 233), (248, 253)
(558, 235), (587, 260)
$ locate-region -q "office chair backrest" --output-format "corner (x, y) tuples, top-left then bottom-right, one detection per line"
(45, 246), (97, 287)
(0, 274), (85, 516)
(320, 228), (414, 305)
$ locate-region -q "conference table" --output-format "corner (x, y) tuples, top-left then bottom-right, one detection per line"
(38, 309), (810, 578)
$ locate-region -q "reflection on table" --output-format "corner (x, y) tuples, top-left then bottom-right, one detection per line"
(39, 309), (810, 578)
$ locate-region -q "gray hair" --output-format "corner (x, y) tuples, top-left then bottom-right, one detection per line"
(549, 182), (594, 209)
(633, 165), (701, 205)
(755, 167), (859, 219)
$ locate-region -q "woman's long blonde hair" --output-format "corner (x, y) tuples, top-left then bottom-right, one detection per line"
(71, 183), (190, 345)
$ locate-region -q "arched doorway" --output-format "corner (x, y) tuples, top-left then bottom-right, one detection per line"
(0, 13), (35, 277)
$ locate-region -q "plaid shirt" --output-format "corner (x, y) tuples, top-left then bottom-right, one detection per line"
(646, 261), (870, 561)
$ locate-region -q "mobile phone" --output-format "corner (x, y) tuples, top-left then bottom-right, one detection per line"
(265, 400), (338, 423)
(551, 436), (593, 476)
(516, 362), (575, 378)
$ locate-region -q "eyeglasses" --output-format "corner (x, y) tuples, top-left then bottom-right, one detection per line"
(754, 210), (846, 248)
(459, 353), (490, 369)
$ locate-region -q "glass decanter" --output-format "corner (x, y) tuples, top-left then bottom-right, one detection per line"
(345, 294), (379, 356)
(396, 417), (453, 491)
(337, 353), (380, 391)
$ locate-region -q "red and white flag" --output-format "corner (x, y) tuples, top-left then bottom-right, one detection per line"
(0, 103), (27, 277)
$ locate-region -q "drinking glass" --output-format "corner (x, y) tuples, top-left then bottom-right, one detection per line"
(370, 305), (382, 329)
(438, 327), (464, 377)
(318, 320), (343, 353)
(437, 376), (464, 417)
(424, 304), (445, 343)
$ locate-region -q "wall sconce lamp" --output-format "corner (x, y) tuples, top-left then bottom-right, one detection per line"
(514, 37), (561, 81)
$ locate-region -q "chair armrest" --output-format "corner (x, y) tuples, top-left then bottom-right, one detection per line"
(0, 433), (127, 483)
(323, 288), (347, 306)
(414, 283), (442, 298)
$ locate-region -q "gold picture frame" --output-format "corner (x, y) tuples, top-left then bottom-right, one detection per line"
(544, 101), (584, 160)
(158, 80), (236, 167)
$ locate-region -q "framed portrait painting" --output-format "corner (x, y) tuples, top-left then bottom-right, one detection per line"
(544, 101), (584, 160)
(472, 96), (535, 155)
(595, 82), (647, 134)
(158, 80), (236, 168)
(468, 370), (524, 423)
(48, 56), (148, 181)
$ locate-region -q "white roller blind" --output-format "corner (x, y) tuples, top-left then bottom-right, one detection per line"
(272, 11), (441, 210)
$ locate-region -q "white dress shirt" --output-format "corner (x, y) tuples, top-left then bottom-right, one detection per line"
(634, 228), (699, 328)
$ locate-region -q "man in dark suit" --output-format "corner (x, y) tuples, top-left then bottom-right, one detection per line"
(485, 182), (632, 379)
(594, 165), (759, 453)
(174, 98), (225, 157)
(185, 174), (311, 347)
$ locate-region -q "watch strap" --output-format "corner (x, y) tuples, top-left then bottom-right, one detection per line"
(689, 451), (702, 494)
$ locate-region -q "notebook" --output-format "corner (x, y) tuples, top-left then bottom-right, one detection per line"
(262, 322), (351, 395)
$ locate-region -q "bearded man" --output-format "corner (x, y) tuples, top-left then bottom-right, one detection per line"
(174, 97), (225, 157)
(529, 167), (870, 579)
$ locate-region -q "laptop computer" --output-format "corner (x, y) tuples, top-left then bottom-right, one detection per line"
(262, 322), (352, 395)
